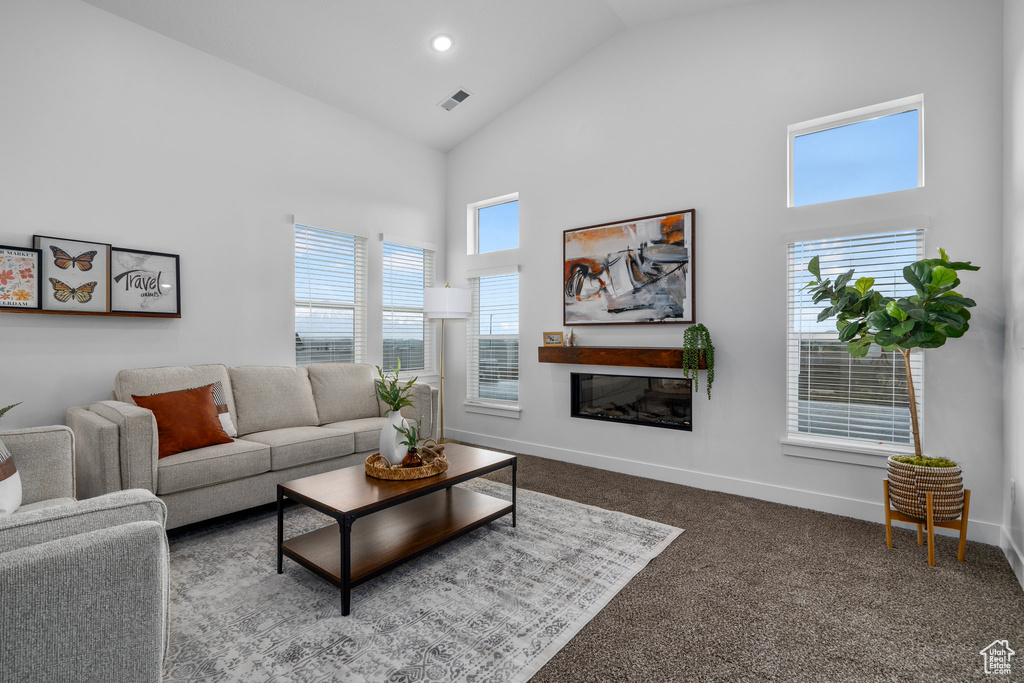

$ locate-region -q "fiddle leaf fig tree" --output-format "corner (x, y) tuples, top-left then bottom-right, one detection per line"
(804, 248), (979, 461)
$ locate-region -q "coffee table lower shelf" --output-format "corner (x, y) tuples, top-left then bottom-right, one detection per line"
(280, 486), (512, 612)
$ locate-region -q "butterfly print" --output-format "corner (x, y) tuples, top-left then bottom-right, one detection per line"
(50, 246), (97, 271)
(49, 277), (97, 304)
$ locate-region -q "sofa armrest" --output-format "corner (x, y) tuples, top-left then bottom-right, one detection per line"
(0, 489), (166, 553)
(0, 520), (168, 683)
(88, 400), (158, 493)
(0, 426), (74, 506)
(66, 406), (120, 499)
(399, 382), (437, 440)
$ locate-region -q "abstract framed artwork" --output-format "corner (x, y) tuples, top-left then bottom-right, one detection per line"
(110, 247), (180, 315)
(563, 209), (695, 325)
(33, 235), (111, 313)
(0, 245), (42, 310)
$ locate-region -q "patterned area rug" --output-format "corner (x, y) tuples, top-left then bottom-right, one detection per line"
(163, 479), (682, 682)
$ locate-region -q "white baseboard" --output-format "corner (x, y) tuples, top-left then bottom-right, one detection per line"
(448, 429), (1003, 546)
(1000, 527), (1024, 591)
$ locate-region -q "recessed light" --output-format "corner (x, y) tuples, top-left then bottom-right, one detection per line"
(431, 35), (453, 52)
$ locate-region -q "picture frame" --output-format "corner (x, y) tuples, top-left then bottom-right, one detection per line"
(33, 235), (111, 313)
(0, 245), (42, 310)
(110, 247), (180, 315)
(563, 209), (695, 326)
(543, 331), (564, 347)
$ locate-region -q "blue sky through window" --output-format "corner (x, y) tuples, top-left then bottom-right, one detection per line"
(478, 200), (519, 252)
(793, 110), (919, 207)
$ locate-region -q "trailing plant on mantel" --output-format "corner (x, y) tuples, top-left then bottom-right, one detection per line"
(682, 324), (715, 399)
(0, 403), (20, 422)
(805, 248), (979, 466)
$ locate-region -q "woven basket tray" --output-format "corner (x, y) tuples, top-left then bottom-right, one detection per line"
(365, 442), (449, 481)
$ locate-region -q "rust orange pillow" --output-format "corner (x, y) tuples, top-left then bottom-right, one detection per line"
(132, 384), (234, 459)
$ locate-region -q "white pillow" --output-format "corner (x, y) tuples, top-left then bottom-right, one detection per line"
(0, 437), (22, 517)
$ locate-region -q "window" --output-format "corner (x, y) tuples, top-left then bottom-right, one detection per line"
(467, 272), (519, 404)
(788, 95), (923, 207)
(294, 224), (367, 365)
(468, 193), (518, 254)
(382, 240), (435, 373)
(786, 230), (924, 447)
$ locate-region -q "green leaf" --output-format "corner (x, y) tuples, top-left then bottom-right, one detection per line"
(874, 330), (898, 347)
(866, 310), (894, 331)
(838, 321), (861, 342)
(892, 320), (915, 337)
(930, 310), (966, 330)
(930, 265), (957, 289)
(936, 295), (976, 308)
(808, 256), (820, 279)
(939, 247), (949, 262)
(834, 269), (854, 291)
(903, 264), (928, 296)
(885, 301), (907, 321)
(919, 333), (948, 349)
(846, 338), (872, 357)
(855, 277), (875, 296)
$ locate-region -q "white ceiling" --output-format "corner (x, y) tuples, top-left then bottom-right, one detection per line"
(79, 0), (761, 152)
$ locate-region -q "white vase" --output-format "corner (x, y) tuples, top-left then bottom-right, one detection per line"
(379, 410), (409, 466)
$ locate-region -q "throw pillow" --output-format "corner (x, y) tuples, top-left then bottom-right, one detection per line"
(202, 380), (237, 438)
(0, 437), (22, 517)
(132, 384), (233, 459)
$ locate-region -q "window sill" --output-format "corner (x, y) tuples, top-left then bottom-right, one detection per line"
(464, 401), (521, 419)
(781, 435), (911, 469)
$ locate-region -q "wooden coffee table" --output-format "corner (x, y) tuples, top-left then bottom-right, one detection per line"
(276, 443), (517, 616)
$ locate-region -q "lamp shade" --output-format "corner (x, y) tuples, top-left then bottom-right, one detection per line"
(424, 286), (471, 319)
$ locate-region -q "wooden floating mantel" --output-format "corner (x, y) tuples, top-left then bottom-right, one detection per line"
(537, 346), (706, 370)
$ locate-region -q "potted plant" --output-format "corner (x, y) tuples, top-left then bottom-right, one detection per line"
(374, 359), (418, 465)
(394, 420), (422, 468)
(682, 324), (715, 399)
(805, 248), (979, 522)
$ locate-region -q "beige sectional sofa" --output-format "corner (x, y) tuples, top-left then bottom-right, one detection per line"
(66, 363), (436, 529)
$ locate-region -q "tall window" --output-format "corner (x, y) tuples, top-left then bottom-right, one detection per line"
(382, 240), (435, 373)
(294, 224), (367, 365)
(468, 193), (519, 254)
(786, 230), (924, 446)
(788, 95), (923, 207)
(467, 272), (519, 404)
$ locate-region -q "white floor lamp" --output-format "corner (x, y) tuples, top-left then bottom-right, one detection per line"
(424, 284), (471, 443)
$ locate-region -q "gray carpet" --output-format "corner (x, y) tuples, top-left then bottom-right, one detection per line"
(476, 451), (1024, 682)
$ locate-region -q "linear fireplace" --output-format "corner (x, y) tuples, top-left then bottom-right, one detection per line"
(570, 372), (692, 431)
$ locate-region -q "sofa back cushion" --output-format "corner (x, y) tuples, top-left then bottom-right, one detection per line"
(115, 365), (238, 428)
(228, 366), (319, 436)
(306, 363), (380, 424)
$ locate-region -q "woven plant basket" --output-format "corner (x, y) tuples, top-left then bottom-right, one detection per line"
(365, 441), (449, 481)
(887, 456), (964, 522)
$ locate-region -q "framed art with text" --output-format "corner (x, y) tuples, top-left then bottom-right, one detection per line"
(110, 247), (180, 315)
(33, 235), (111, 313)
(563, 209), (694, 325)
(0, 245), (42, 310)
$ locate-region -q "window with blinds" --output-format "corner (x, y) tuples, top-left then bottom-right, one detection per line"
(467, 272), (519, 404)
(786, 230), (924, 445)
(382, 241), (435, 373)
(294, 224), (367, 366)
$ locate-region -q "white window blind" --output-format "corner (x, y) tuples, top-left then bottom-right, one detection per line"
(786, 230), (924, 446)
(467, 272), (519, 404)
(295, 224), (367, 366)
(382, 240), (435, 373)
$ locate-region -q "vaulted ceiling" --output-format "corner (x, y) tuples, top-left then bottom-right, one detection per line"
(80, 0), (763, 152)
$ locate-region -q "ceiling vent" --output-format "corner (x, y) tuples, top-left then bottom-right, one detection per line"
(439, 88), (471, 111)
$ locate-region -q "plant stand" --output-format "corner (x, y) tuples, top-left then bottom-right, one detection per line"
(884, 479), (971, 567)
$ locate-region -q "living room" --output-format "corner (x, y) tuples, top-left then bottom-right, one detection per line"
(2, 0), (1023, 680)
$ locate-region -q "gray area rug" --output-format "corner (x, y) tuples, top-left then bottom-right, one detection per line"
(163, 479), (681, 682)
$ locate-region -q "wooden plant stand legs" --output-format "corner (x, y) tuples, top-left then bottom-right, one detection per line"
(883, 479), (971, 567)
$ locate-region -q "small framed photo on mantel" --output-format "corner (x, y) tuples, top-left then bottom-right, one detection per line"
(34, 235), (111, 313)
(543, 331), (564, 347)
(110, 247), (180, 315)
(0, 245), (42, 310)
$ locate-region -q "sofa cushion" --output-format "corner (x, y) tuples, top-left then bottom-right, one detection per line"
(323, 417), (389, 454)
(242, 426), (355, 471)
(306, 363), (380, 424)
(229, 366), (319, 436)
(156, 439), (270, 495)
(132, 384), (233, 458)
(115, 364), (238, 429)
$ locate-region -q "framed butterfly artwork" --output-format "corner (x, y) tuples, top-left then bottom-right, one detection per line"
(33, 235), (111, 313)
(0, 245), (42, 310)
(110, 247), (180, 315)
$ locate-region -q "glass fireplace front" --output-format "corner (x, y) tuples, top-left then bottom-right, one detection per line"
(570, 372), (692, 431)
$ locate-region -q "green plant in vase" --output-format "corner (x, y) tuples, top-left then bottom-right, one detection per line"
(374, 359), (419, 465)
(394, 420), (422, 468)
(682, 324), (715, 399)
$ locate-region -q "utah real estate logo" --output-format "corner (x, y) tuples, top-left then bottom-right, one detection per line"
(980, 640), (1015, 675)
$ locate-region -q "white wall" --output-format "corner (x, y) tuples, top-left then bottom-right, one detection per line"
(445, 0), (1006, 542)
(1003, 0), (1024, 581)
(0, 0), (446, 428)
